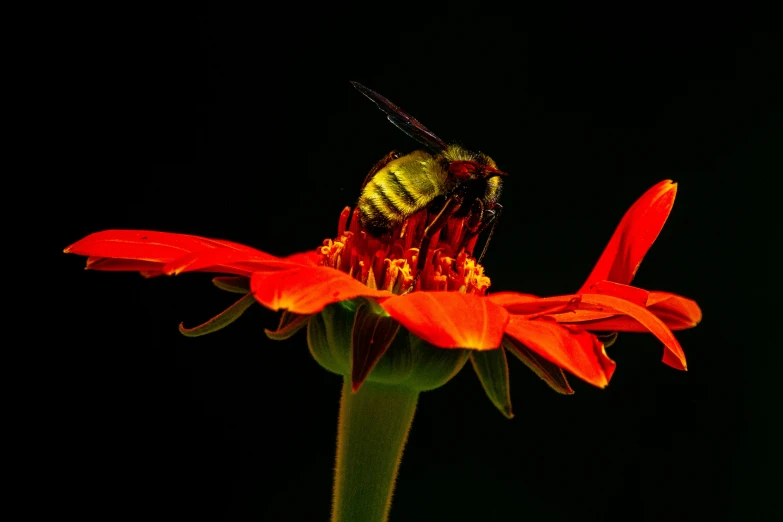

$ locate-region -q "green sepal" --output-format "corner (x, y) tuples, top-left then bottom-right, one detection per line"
(401, 334), (469, 392)
(597, 331), (619, 348)
(307, 299), (415, 386)
(470, 349), (514, 418)
(265, 311), (312, 341)
(212, 276), (250, 294)
(178, 292), (256, 337)
(366, 326), (415, 386)
(307, 298), (469, 392)
(351, 299), (402, 392)
(502, 335), (574, 395)
(307, 301), (355, 376)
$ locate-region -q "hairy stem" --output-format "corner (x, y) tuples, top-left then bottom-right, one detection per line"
(331, 379), (419, 522)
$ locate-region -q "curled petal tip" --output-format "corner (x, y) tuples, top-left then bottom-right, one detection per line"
(646, 291), (702, 331)
(654, 179), (677, 202)
(580, 180), (680, 289)
(691, 303), (703, 326)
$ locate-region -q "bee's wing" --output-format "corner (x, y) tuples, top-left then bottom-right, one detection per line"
(351, 81), (448, 153)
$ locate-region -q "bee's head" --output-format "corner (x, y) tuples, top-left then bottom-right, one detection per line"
(448, 160), (507, 181)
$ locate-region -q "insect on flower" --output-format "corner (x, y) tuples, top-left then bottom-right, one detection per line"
(352, 82), (506, 293)
(64, 81), (703, 522)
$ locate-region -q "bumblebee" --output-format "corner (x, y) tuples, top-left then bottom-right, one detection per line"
(352, 81), (506, 281)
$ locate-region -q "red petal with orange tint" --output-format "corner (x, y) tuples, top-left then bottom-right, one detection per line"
(562, 315), (688, 333)
(380, 293), (508, 350)
(250, 266), (393, 315)
(579, 180), (677, 290)
(66, 230), (313, 277)
(647, 291), (703, 329)
(584, 280), (650, 306)
(572, 280), (702, 331)
(580, 306), (700, 332)
(488, 292), (582, 317)
(504, 317), (615, 388)
(573, 294), (687, 370)
(65, 230), (266, 261)
(162, 251), (316, 276)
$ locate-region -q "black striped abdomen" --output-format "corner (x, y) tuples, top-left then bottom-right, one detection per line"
(358, 151), (447, 235)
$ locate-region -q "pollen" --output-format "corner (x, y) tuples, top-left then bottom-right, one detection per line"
(317, 206), (491, 295)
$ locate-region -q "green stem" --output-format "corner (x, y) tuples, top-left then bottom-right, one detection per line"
(331, 378), (419, 522)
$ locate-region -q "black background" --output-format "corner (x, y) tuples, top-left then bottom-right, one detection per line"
(49, 4), (777, 521)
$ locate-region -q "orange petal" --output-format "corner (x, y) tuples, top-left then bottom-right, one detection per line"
(250, 266), (393, 315)
(570, 281), (702, 331)
(66, 230), (313, 277)
(551, 308), (698, 332)
(488, 292), (580, 316)
(65, 230), (268, 261)
(380, 292), (508, 350)
(574, 294), (687, 370)
(558, 315), (680, 333)
(580, 180), (677, 290)
(583, 280), (650, 306)
(162, 251), (314, 276)
(504, 317), (615, 388)
(647, 291), (702, 329)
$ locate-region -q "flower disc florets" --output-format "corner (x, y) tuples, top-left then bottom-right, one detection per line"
(318, 207), (491, 295)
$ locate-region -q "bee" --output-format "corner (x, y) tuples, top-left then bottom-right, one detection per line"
(352, 81), (506, 289)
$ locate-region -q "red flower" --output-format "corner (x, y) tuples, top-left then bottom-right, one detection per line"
(488, 180), (701, 382)
(65, 180), (700, 412)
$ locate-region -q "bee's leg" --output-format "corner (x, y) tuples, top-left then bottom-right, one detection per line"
(476, 203), (502, 264)
(403, 196), (461, 294)
(457, 202), (502, 264)
(361, 150), (400, 189)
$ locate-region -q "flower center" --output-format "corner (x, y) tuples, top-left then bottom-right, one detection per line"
(318, 207), (491, 295)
